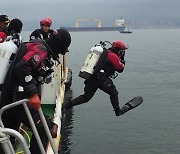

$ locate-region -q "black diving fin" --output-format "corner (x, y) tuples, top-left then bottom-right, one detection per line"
(120, 96), (143, 115)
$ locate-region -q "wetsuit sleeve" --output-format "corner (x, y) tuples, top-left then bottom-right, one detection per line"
(29, 29), (40, 40)
(107, 52), (124, 73)
(14, 59), (38, 97)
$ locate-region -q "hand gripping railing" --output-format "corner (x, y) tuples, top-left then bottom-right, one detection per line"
(0, 99), (58, 154)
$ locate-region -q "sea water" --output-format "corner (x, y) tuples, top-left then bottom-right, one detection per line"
(22, 29), (180, 154)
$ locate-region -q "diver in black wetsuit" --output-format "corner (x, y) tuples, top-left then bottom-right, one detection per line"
(30, 18), (54, 40)
(64, 40), (128, 116)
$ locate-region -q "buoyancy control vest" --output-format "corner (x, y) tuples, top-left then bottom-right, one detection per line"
(79, 44), (107, 80)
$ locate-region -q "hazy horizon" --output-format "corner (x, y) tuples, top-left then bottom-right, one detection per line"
(1, 0), (180, 29)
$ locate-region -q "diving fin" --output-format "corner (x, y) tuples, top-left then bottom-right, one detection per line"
(120, 96), (143, 115)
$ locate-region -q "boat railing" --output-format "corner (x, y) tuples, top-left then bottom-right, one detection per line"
(0, 127), (30, 154)
(0, 99), (58, 154)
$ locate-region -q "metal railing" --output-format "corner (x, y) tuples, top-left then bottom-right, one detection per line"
(0, 99), (58, 154)
(0, 127), (30, 154)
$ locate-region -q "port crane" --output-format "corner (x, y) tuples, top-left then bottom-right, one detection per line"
(75, 19), (102, 27)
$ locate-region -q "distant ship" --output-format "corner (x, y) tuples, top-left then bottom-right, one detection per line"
(61, 18), (132, 33)
(120, 27), (132, 33)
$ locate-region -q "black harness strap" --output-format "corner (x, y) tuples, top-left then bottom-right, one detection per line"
(0, 84), (3, 91)
(9, 53), (16, 61)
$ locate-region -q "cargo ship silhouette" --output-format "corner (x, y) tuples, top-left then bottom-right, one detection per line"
(62, 18), (132, 33)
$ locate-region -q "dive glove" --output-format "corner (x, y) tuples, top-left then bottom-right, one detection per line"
(29, 93), (41, 110)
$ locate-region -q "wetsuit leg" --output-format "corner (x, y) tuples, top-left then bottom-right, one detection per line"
(99, 78), (121, 116)
(65, 79), (98, 109)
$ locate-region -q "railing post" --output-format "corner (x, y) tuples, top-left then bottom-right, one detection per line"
(0, 99), (58, 154)
(0, 100), (30, 153)
(22, 103), (46, 154)
(0, 131), (15, 154)
(0, 99), (46, 154)
(38, 108), (58, 154)
(0, 128), (31, 154)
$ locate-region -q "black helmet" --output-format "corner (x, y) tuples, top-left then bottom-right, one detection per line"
(45, 28), (71, 56)
(0, 15), (10, 24)
(7, 18), (23, 34)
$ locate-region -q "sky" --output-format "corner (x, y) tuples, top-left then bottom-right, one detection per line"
(1, 0), (180, 29)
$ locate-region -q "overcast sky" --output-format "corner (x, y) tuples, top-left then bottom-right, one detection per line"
(1, 0), (180, 28)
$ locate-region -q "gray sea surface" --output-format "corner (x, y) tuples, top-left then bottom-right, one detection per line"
(22, 29), (180, 154)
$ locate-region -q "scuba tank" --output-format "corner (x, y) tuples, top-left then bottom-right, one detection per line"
(79, 41), (111, 80)
(0, 38), (18, 100)
(79, 44), (103, 79)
